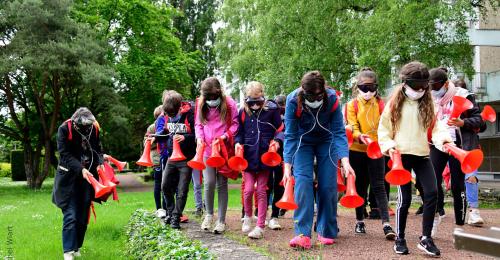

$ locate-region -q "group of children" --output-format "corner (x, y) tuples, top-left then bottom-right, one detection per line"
(144, 60), (487, 257)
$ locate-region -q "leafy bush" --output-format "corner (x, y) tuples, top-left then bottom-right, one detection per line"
(126, 209), (213, 260)
(0, 162), (11, 177)
(10, 150), (25, 181)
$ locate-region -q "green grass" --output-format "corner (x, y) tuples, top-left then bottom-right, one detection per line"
(0, 177), (242, 259)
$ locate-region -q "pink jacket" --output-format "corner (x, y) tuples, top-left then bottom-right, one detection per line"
(195, 96), (239, 157)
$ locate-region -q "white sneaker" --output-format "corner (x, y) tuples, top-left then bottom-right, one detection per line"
(201, 214), (213, 231)
(64, 251), (75, 260)
(242, 216), (252, 233)
(467, 209), (484, 226)
(265, 219), (269, 226)
(431, 215), (441, 237)
(252, 215), (258, 222)
(74, 248), (81, 257)
(213, 221), (226, 234)
(155, 209), (167, 219)
(268, 218), (282, 230)
(248, 226), (264, 239)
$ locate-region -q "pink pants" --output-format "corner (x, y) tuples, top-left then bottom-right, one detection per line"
(243, 171), (269, 228)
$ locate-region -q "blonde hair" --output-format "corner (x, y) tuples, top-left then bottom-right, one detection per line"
(153, 105), (163, 119)
(198, 77), (228, 124)
(244, 81), (266, 115)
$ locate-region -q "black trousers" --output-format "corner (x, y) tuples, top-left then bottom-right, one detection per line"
(153, 160), (166, 210)
(396, 155), (437, 239)
(349, 150), (390, 223)
(368, 156), (391, 209)
(161, 160), (192, 218)
(427, 145), (467, 225)
(62, 179), (91, 253)
(267, 165), (285, 218)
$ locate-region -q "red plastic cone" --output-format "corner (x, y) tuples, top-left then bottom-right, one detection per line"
(340, 174), (364, 208)
(360, 136), (382, 159)
(450, 96), (473, 119)
(228, 144), (248, 171)
(170, 139), (187, 161)
(261, 140), (282, 167)
(346, 127), (353, 147)
(136, 139), (154, 167)
(444, 144), (484, 174)
(481, 105), (496, 123)
(87, 175), (112, 199)
(385, 150), (412, 185)
(206, 139), (226, 168)
(188, 142), (206, 170)
(106, 155), (127, 172)
(276, 177), (298, 210)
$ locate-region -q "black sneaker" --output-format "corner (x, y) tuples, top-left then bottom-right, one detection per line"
(195, 208), (203, 218)
(279, 209), (287, 217)
(170, 217), (181, 229)
(394, 238), (409, 255)
(384, 225), (396, 240)
(438, 208), (446, 218)
(368, 208), (381, 219)
(418, 237), (441, 257)
(163, 215), (172, 225)
(355, 222), (366, 234)
(415, 206), (424, 216)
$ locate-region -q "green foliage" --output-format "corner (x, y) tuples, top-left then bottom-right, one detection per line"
(126, 209), (213, 260)
(216, 0), (500, 96)
(10, 150), (24, 181)
(0, 163), (11, 177)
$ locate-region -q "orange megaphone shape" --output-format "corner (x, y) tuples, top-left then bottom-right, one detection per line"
(261, 140), (282, 167)
(346, 126), (353, 147)
(360, 136), (382, 159)
(136, 139), (154, 167)
(228, 144), (248, 171)
(206, 139), (225, 168)
(97, 167), (117, 189)
(444, 143), (483, 174)
(276, 177), (298, 210)
(450, 96), (473, 119)
(481, 105), (496, 123)
(170, 139), (187, 161)
(337, 164), (346, 193)
(339, 174), (364, 208)
(385, 150), (411, 185)
(87, 174), (112, 198)
(187, 142), (206, 170)
(106, 154), (127, 172)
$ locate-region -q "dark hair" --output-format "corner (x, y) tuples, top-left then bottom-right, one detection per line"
(162, 90), (183, 116)
(390, 61), (434, 132)
(454, 79), (468, 90)
(301, 71), (325, 92)
(274, 95), (286, 107)
(198, 77), (228, 123)
(71, 107), (95, 126)
(429, 67), (448, 83)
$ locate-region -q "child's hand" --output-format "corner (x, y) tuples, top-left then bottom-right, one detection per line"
(341, 157), (356, 178)
(197, 138), (205, 147)
(447, 118), (464, 127)
(282, 163), (292, 184)
(173, 135), (185, 143)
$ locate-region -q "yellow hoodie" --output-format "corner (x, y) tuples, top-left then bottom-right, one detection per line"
(378, 94), (452, 156)
(346, 96), (383, 153)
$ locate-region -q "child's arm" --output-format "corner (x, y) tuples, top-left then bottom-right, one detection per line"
(377, 102), (396, 155)
(432, 117), (453, 152)
(194, 103), (205, 142)
(346, 101), (362, 141)
(234, 109), (244, 145)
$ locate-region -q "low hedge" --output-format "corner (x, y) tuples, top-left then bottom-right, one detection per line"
(125, 209), (213, 259)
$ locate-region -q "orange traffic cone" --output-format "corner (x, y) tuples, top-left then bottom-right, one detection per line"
(360, 136), (382, 159)
(346, 126), (353, 147)
(385, 150), (411, 185)
(97, 167), (117, 189)
(136, 139), (154, 167)
(206, 139), (225, 168)
(444, 144), (483, 174)
(188, 142), (206, 170)
(228, 144), (248, 171)
(450, 96), (473, 119)
(481, 105), (496, 123)
(276, 177), (299, 210)
(261, 140), (282, 167)
(87, 174), (112, 198)
(170, 139), (187, 161)
(337, 162), (346, 193)
(106, 155), (126, 172)
(340, 174), (364, 208)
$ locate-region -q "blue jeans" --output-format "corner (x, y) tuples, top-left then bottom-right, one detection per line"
(293, 141), (338, 238)
(61, 180), (92, 253)
(465, 171), (479, 208)
(191, 170), (203, 210)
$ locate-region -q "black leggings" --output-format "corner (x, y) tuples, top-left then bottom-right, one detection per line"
(422, 146), (467, 225)
(350, 151), (390, 223)
(368, 156), (391, 209)
(396, 155), (437, 239)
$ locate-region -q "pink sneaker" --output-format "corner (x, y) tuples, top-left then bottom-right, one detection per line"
(317, 234), (335, 245)
(289, 235), (312, 249)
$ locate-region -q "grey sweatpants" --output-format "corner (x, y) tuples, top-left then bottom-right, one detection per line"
(203, 157), (229, 222)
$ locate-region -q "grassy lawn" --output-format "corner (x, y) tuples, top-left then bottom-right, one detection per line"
(0, 177), (242, 259)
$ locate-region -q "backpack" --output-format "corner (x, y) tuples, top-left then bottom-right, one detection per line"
(65, 119), (99, 141)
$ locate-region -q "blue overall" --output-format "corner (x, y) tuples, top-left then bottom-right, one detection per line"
(283, 88), (349, 238)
